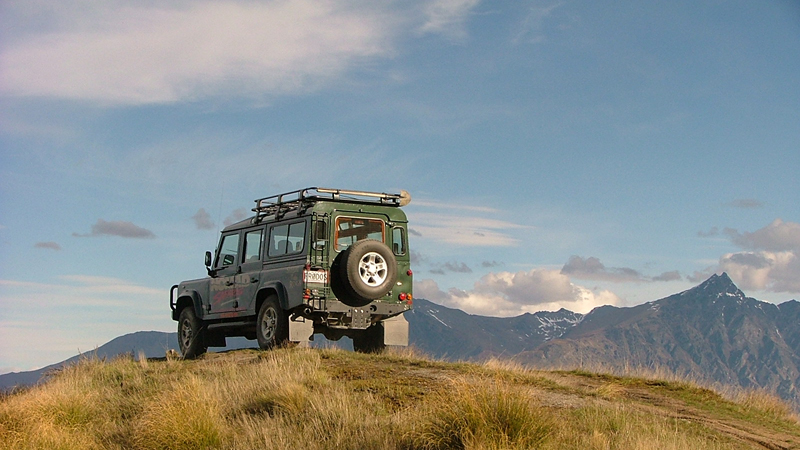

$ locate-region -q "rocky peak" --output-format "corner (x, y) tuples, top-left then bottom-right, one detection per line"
(680, 272), (745, 300)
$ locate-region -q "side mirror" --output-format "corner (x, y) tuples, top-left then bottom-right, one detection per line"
(205, 251), (212, 267)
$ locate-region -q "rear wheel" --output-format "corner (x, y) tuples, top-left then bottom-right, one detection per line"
(256, 295), (288, 350)
(178, 307), (207, 359)
(353, 323), (386, 354)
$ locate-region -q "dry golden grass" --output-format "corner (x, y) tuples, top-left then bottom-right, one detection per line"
(1, 347), (799, 450)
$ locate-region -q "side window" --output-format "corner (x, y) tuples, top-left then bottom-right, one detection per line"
(288, 222), (305, 253)
(215, 233), (240, 268)
(392, 227), (407, 256)
(335, 217), (384, 251)
(268, 222), (306, 257)
(314, 219), (327, 249)
(243, 229), (263, 263)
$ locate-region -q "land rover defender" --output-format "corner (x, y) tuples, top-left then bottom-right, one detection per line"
(170, 187), (413, 358)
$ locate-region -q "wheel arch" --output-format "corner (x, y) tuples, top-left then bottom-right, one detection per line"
(172, 291), (204, 321)
(255, 283), (289, 315)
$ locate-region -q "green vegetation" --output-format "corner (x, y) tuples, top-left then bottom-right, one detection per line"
(2, 347), (799, 449)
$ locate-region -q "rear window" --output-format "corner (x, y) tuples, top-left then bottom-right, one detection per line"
(335, 217), (384, 251)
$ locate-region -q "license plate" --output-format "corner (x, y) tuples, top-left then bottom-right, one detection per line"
(303, 270), (328, 284)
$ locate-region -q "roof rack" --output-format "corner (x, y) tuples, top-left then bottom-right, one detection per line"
(252, 187), (411, 218)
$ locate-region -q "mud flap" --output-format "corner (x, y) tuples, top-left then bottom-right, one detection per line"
(289, 316), (314, 344)
(382, 314), (409, 346)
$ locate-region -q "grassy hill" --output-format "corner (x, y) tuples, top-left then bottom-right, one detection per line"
(2, 348), (800, 450)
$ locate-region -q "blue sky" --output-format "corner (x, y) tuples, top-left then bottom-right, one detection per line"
(1, 0), (799, 373)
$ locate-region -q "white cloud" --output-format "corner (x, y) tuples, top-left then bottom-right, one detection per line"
(719, 251), (800, 293)
(415, 268), (620, 317)
(0, 275), (171, 370)
(727, 219), (800, 252)
(0, 0), (397, 105)
(1, 0), (486, 105)
(727, 198), (764, 209)
(409, 210), (529, 247)
(698, 219), (800, 294)
(560, 255), (682, 283)
(561, 255), (644, 282)
(418, 0), (480, 40)
(512, 2), (564, 44)
(0, 276), (164, 304)
(411, 199), (498, 214)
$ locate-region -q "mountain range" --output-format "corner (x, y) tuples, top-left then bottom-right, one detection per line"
(4, 273), (800, 407)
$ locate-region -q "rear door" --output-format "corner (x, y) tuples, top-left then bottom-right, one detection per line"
(263, 219), (308, 308)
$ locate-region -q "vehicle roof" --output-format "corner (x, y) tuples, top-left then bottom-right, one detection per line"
(220, 199), (408, 233)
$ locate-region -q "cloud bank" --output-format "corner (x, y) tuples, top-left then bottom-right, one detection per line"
(700, 219), (800, 293)
(561, 255), (681, 283)
(415, 268), (620, 317)
(0, 0), (482, 105)
(410, 208), (529, 247)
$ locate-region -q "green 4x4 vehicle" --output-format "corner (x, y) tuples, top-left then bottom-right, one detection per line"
(170, 187), (413, 358)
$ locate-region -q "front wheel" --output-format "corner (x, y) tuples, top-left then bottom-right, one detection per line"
(256, 295), (288, 350)
(178, 307), (207, 359)
(353, 323), (386, 354)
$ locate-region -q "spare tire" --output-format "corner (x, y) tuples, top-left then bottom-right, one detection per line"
(339, 239), (397, 307)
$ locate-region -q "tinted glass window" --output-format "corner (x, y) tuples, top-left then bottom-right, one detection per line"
(243, 229), (263, 262)
(392, 227), (406, 255)
(335, 217), (384, 251)
(216, 233), (240, 268)
(268, 222), (306, 257)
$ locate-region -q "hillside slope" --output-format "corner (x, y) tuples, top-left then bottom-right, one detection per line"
(2, 348), (800, 450)
(518, 274), (800, 406)
(4, 273), (800, 414)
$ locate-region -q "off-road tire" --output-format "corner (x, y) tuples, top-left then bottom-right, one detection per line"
(352, 323), (386, 354)
(178, 307), (207, 359)
(339, 239), (397, 307)
(256, 295), (288, 350)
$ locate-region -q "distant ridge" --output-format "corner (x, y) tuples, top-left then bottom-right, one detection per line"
(5, 273), (800, 408)
(517, 273), (800, 406)
(0, 331), (179, 391)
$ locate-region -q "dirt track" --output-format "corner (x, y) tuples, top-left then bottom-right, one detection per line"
(315, 350), (800, 450)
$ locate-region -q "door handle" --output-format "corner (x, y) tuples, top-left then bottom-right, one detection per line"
(250, 277), (259, 283)
(225, 280), (235, 286)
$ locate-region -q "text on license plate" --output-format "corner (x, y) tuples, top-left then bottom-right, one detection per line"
(303, 270), (328, 284)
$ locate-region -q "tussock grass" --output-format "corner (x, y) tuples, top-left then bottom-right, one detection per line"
(406, 378), (554, 450)
(556, 404), (742, 450)
(2, 348), (799, 450)
(736, 389), (795, 419)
